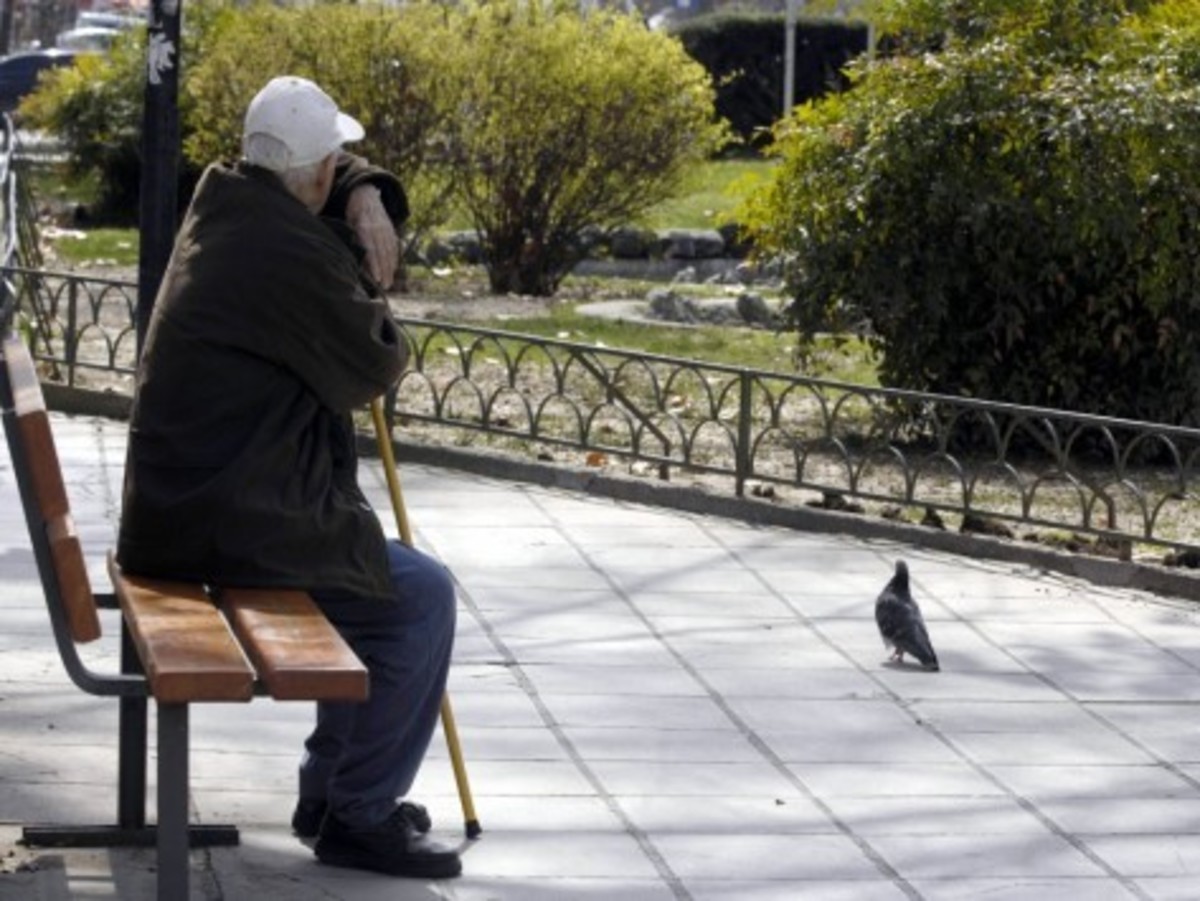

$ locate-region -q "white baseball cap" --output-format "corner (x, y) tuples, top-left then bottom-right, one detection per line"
(242, 76), (364, 172)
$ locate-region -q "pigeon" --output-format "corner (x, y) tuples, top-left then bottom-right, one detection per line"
(875, 560), (940, 671)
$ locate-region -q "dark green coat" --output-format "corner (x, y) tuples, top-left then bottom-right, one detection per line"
(116, 157), (408, 600)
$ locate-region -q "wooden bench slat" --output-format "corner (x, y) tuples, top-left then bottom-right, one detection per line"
(220, 588), (369, 702)
(47, 514), (102, 643)
(3, 336), (48, 417)
(19, 411), (69, 519)
(108, 561), (255, 704)
(3, 338), (102, 645)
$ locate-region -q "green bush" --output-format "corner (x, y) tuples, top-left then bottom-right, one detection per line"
(20, 31), (158, 223)
(742, 0), (1200, 425)
(870, 0), (1156, 53)
(436, 0), (729, 296)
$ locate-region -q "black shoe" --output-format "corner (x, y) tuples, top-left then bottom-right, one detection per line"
(315, 806), (462, 879)
(293, 798), (431, 839)
(292, 799), (327, 839)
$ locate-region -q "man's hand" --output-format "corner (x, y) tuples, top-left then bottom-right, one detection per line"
(346, 185), (399, 290)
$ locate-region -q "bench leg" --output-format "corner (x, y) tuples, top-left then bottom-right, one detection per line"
(20, 822), (238, 848)
(158, 702), (190, 901)
(21, 631), (238, 850)
(22, 649), (238, 851)
(119, 624), (147, 830)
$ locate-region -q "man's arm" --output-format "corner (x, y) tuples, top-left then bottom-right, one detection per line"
(345, 185), (398, 290)
(324, 153), (410, 290)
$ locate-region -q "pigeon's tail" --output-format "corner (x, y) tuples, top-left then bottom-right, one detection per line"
(905, 643), (939, 671)
(909, 626), (940, 672)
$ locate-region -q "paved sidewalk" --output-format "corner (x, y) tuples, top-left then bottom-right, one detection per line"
(1, 414), (1199, 901)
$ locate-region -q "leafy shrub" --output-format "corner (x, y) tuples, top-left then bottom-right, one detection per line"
(435, 0), (729, 296)
(742, 0), (1200, 425)
(20, 31), (159, 222)
(870, 0), (1156, 53)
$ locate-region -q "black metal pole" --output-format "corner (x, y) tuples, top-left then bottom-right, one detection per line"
(118, 624), (148, 831)
(135, 0), (182, 355)
(0, 0), (14, 58)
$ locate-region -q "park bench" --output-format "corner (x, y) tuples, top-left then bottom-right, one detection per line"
(0, 334), (370, 900)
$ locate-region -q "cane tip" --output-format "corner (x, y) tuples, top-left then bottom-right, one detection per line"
(465, 819), (482, 839)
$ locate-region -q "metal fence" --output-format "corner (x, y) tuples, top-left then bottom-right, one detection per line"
(0, 115), (61, 337)
(0, 118), (20, 327)
(5, 265), (140, 385)
(7, 264), (1200, 556)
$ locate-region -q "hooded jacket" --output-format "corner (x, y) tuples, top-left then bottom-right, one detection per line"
(116, 156), (408, 600)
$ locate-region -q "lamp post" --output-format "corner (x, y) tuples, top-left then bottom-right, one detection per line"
(783, 0), (809, 117)
(136, 0), (181, 353)
(784, 0), (796, 115)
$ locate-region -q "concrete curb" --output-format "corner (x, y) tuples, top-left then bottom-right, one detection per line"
(44, 384), (1200, 604)
(43, 383), (132, 420)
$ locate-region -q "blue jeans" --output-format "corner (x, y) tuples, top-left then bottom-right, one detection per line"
(303, 539), (456, 828)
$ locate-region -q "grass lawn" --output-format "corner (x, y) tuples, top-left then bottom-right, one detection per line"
(632, 158), (776, 230)
(500, 312), (878, 385)
(405, 271), (879, 384)
(44, 227), (139, 267)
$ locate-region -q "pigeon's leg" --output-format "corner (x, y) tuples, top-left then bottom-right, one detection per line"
(889, 649), (904, 663)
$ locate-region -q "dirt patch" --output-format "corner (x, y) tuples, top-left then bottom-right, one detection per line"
(394, 266), (653, 321)
(389, 291), (559, 323)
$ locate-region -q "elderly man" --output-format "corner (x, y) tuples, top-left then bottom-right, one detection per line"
(116, 76), (461, 879)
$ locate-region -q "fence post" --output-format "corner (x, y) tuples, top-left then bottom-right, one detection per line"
(65, 279), (77, 388)
(735, 370), (753, 498)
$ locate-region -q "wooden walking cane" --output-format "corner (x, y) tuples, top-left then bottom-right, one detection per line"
(369, 398), (481, 839)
